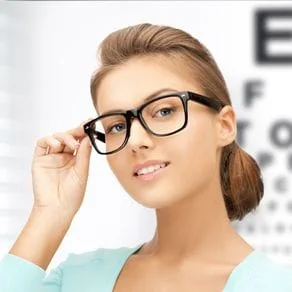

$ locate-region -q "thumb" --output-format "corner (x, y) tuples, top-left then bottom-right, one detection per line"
(74, 136), (92, 177)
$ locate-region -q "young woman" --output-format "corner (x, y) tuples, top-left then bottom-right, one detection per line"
(0, 23), (291, 292)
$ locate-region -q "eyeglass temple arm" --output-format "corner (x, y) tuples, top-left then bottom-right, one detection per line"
(96, 131), (105, 143)
(188, 92), (224, 111)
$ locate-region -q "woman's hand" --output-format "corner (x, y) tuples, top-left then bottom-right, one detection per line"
(31, 121), (93, 217)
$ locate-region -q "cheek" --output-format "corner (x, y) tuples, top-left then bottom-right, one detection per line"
(183, 116), (216, 153)
(107, 153), (133, 185)
(107, 155), (123, 178)
(177, 118), (218, 174)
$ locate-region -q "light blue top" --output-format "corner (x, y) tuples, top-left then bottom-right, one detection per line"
(0, 243), (292, 291)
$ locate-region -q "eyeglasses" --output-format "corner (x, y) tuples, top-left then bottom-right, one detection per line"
(83, 91), (225, 155)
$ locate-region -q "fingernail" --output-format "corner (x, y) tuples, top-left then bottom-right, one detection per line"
(71, 140), (80, 151)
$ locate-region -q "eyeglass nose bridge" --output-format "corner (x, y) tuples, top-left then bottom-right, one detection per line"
(125, 108), (149, 134)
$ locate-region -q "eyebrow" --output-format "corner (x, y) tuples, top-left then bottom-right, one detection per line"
(100, 87), (178, 116)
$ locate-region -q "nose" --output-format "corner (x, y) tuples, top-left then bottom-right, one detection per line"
(126, 118), (155, 152)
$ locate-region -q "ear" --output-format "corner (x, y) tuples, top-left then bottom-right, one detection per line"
(216, 105), (237, 147)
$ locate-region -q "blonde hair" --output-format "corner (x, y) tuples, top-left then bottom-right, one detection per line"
(90, 23), (264, 221)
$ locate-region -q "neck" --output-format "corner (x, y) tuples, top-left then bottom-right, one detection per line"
(142, 184), (252, 264)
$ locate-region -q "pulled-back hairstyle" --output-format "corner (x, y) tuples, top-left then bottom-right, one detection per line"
(90, 23), (264, 221)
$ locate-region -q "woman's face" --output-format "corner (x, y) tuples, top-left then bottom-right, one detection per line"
(96, 56), (233, 209)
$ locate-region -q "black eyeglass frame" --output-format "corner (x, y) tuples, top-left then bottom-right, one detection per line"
(83, 91), (225, 155)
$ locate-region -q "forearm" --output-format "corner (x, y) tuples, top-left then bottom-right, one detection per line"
(9, 207), (74, 270)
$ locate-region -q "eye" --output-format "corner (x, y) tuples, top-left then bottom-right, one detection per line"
(107, 123), (126, 134)
(155, 107), (174, 117)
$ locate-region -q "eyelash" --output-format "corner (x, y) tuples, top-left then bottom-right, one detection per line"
(106, 122), (126, 134)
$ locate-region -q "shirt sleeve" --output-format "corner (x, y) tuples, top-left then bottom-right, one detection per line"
(0, 253), (63, 292)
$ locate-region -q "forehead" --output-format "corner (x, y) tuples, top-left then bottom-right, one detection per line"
(96, 56), (202, 114)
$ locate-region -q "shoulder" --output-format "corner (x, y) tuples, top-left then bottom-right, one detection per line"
(58, 245), (138, 269)
(239, 251), (292, 291)
(59, 245), (140, 269)
(44, 245), (141, 290)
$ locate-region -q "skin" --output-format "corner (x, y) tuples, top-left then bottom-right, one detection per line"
(96, 55), (253, 290)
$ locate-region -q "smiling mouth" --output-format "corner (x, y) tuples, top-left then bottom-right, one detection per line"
(134, 162), (170, 176)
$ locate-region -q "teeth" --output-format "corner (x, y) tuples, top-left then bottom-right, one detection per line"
(137, 163), (167, 176)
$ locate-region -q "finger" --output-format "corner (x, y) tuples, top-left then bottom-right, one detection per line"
(34, 135), (78, 157)
(34, 118), (94, 158)
(52, 132), (80, 151)
(34, 136), (64, 157)
(68, 117), (95, 138)
(74, 136), (92, 180)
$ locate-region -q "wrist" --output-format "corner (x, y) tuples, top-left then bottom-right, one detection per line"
(30, 205), (75, 227)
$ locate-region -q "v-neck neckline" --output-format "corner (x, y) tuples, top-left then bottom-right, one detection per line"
(112, 243), (262, 291)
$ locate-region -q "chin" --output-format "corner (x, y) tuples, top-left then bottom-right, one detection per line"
(128, 191), (183, 209)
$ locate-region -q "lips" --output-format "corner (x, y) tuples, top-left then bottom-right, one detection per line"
(133, 160), (170, 176)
